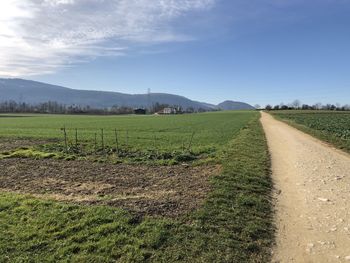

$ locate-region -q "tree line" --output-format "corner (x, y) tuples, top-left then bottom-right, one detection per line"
(263, 100), (350, 111)
(0, 100), (210, 114)
(0, 100), (134, 114)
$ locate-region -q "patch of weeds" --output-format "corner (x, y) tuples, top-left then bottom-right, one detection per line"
(24, 143), (206, 165)
(2, 149), (60, 160)
(64, 155), (77, 161)
(174, 153), (196, 162)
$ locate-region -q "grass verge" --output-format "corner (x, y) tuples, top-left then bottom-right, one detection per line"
(271, 112), (350, 153)
(0, 115), (273, 262)
(152, 114), (274, 262)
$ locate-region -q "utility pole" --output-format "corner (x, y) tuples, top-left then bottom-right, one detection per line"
(147, 88), (151, 113)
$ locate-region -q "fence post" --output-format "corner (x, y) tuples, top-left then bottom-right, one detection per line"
(115, 129), (119, 153)
(188, 131), (195, 152)
(75, 128), (78, 148)
(61, 126), (68, 153)
(101, 128), (104, 153)
(153, 132), (157, 149)
(94, 133), (97, 154)
(126, 130), (129, 149)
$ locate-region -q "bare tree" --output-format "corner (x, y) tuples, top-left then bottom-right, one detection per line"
(265, 104), (272, 110)
(291, 99), (301, 109)
(314, 102), (322, 110)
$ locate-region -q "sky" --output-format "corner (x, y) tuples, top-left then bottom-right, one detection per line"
(0, 0), (350, 106)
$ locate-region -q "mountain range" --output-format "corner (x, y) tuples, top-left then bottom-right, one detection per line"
(0, 78), (255, 110)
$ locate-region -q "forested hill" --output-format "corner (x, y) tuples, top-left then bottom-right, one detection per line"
(0, 78), (254, 110)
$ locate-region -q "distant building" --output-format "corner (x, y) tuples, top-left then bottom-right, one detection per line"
(163, 107), (177, 114)
(156, 107), (177, 115)
(134, 108), (146, 115)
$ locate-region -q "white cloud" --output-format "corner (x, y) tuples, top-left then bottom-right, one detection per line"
(0, 0), (215, 76)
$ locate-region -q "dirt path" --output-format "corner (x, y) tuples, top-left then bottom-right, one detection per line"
(260, 112), (350, 263)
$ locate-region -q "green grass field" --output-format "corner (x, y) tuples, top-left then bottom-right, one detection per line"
(271, 110), (350, 153)
(0, 111), (254, 148)
(0, 111), (257, 164)
(0, 111), (274, 262)
(0, 112), (273, 262)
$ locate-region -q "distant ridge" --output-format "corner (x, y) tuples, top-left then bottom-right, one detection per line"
(0, 78), (255, 110)
(217, 100), (255, 110)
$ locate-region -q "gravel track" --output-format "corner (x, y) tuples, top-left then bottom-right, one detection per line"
(261, 112), (350, 263)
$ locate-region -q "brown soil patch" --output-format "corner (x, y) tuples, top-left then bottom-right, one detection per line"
(0, 138), (56, 152)
(0, 158), (220, 217)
